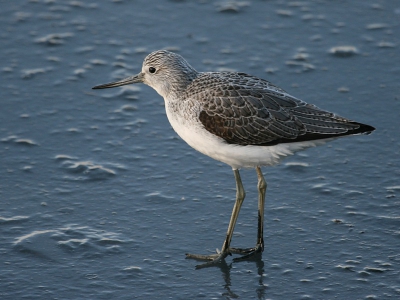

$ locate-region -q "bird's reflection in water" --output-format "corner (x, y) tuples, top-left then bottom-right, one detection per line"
(197, 253), (267, 300)
(218, 260), (238, 299)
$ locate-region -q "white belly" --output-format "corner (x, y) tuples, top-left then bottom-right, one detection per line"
(165, 105), (329, 169)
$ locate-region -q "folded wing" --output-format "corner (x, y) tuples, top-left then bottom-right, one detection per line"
(191, 72), (374, 146)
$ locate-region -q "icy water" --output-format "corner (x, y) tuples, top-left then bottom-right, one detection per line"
(1, 1), (399, 299)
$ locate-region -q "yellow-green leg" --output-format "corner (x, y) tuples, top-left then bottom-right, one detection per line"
(186, 169), (246, 267)
(230, 166), (266, 261)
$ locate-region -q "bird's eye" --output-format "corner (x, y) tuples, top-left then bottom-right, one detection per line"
(149, 67), (156, 73)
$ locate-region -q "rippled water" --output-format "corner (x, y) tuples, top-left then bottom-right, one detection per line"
(1, 1), (399, 299)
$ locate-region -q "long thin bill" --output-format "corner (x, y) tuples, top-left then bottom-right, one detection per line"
(92, 73), (144, 89)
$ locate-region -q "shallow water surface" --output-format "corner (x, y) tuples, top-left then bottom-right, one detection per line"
(1, 1), (399, 299)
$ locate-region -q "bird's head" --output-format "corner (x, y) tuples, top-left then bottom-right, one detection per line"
(93, 50), (198, 98)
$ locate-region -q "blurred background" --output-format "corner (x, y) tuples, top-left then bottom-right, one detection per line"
(1, 1), (399, 299)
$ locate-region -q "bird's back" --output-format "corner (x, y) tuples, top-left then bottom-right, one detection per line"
(184, 72), (374, 147)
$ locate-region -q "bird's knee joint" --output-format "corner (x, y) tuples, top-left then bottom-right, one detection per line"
(258, 179), (267, 191)
(237, 189), (246, 201)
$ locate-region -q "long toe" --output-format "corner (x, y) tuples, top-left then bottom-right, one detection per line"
(229, 247), (254, 255)
(186, 250), (231, 269)
(230, 243), (263, 262)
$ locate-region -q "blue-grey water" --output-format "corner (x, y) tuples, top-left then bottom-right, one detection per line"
(1, 1), (399, 299)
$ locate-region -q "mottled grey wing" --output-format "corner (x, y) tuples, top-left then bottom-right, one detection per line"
(193, 74), (373, 146)
(198, 87), (306, 145)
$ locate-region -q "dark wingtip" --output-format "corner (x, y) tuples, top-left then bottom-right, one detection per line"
(92, 84), (106, 90)
(356, 123), (375, 135)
